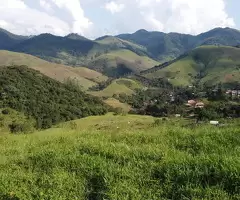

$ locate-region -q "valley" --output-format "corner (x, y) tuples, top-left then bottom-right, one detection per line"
(0, 26), (239, 200)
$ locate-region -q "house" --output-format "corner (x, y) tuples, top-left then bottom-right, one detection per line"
(195, 102), (205, 108)
(186, 100), (205, 108)
(226, 90), (232, 94)
(225, 90), (240, 97)
(186, 100), (196, 107)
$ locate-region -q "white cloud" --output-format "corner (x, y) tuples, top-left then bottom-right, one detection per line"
(39, 0), (53, 11)
(49, 0), (92, 34)
(0, 20), (9, 28)
(102, 0), (235, 35)
(0, 0), (92, 36)
(0, 0), (68, 35)
(161, 0), (235, 34)
(105, 1), (125, 14)
(144, 13), (164, 31)
(0, 0), (236, 38)
(0, 0), (26, 9)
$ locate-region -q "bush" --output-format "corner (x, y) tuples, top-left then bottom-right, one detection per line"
(2, 109), (9, 115)
(196, 108), (221, 121)
(8, 121), (35, 134)
(9, 122), (26, 133)
(113, 107), (127, 116)
(153, 119), (162, 126)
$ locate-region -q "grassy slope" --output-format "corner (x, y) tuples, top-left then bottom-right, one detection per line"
(0, 50), (107, 90)
(8, 33), (159, 76)
(89, 78), (142, 97)
(96, 36), (147, 53)
(0, 108), (35, 134)
(88, 49), (159, 76)
(145, 46), (240, 86)
(0, 113), (239, 199)
(104, 98), (131, 112)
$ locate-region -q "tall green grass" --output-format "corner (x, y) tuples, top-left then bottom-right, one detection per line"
(0, 115), (239, 199)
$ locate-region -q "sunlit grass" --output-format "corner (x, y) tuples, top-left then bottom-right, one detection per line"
(0, 114), (239, 199)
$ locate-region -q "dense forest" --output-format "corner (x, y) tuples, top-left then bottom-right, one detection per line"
(0, 66), (108, 129)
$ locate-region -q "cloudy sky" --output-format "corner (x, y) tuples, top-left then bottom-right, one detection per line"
(0, 0), (239, 38)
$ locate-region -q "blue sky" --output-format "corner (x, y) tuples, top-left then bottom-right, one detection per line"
(0, 0), (239, 38)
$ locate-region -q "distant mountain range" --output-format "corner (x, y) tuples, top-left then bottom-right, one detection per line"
(0, 27), (239, 87)
(0, 27), (240, 77)
(117, 27), (240, 60)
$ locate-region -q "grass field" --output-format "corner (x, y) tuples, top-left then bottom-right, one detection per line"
(0, 50), (107, 90)
(96, 36), (148, 53)
(0, 113), (239, 199)
(89, 78), (142, 97)
(104, 98), (131, 112)
(145, 45), (240, 86)
(89, 49), (159, 73)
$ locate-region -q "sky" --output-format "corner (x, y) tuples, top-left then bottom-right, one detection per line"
(0, 0), (239, 39)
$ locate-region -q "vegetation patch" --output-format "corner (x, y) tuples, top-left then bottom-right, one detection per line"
(0, 66), (108, 129)
(145, 46), (240, 87)
(0, 114), (239, 199)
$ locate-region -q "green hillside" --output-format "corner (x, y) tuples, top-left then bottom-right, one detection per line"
(117, 27), (240, 61)
(0, 113), (239, 199)
(0, 50), (107, 90)
(145, 46), (240, 87)
(5, 32), (158, 76)
(104, 98), (132, 112)
(88, 49), (159, 77)
(0, 66), (108, 129)
(95, 35), (148, 56)
(89, 78), (142, 97)
(0, 108), (35, 134)
(1, 27), (240, 79)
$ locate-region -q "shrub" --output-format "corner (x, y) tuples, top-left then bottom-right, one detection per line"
(153, 119), (162, 126)
(2, 109), (9, 115)
(113, 107), (125, 116)
(8, 121), (34, 134)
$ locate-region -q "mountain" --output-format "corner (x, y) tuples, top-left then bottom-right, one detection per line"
(0, 28), (29, 49)
(89, 78), (143, 97)
(87, 49), (159, 77)
(84, 36), (159, 77)
(3, 31), (157, 77)
(143, 45), (240, 87)
(95, 35), (148, 56)
(0, 66), (108, 129)
(0, 50), (107, 90)
(1, 27), (240, 79)
(9, 33), (96, 62)
(65, 33), (90, 41)
(117, 27), (240, 61)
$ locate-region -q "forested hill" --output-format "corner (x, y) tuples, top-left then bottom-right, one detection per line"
(117, 27), (240, 61)
(0, 66), (108, 129)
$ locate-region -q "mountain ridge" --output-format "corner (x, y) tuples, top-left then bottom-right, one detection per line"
(0, 27), (240, 80)
(117, 27), (240, 61)
(144, 45), (240, 87)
